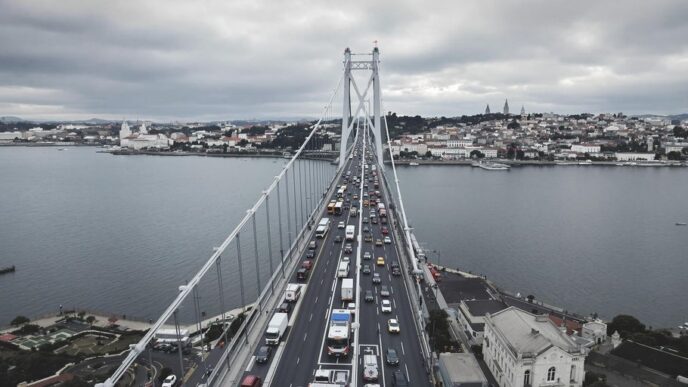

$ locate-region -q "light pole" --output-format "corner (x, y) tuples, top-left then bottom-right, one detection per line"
(431, 249), (441, 269)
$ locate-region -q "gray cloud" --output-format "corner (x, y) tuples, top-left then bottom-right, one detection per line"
(0, 0), (686, 121)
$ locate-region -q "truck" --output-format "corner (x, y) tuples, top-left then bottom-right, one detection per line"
(363, 354), (379, 381)
(265, 313), (289, 345)
(309, 369), (349, 386)
(285, 283), (301, 302)
(340, 278), (354, 301)
(327, 309), (352, 356)
(315, 218), (330, 238)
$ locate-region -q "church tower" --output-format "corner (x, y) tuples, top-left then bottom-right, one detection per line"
(139, 122), (148, 135)
(503, 99), (509, 115)
(485, 104), (491, 114)
(119, 120), (131, 140)
(521, 105), (526, 116)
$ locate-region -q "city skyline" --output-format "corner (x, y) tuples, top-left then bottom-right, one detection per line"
(0, 1), (687, 121)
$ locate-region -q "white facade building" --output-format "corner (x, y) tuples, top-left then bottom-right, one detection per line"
(581, 321), (607, 345)
(483, 307), (587, 387)
(614, 152), (655, 161)
(0, 131), (24, 141)
(570, 144), (601, 153)
(119, 120), (170, 150)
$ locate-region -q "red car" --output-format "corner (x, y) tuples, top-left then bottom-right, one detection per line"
(381, 226), (389, 235)
(301, 260), (313, 271)
(241, 375), (262, 387)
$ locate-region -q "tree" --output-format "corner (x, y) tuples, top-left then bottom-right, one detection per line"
(11, 315), (30, 326)
(425, 150), (432, 158)
(86, 316), (96, 325)
(470, 150), (485, 159)
(667, 151), (683, 160)
(673, 126), (686, 138)
(607, 314), (645, 337)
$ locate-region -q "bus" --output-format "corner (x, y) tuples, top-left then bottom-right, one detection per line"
(334, 201), (343, 216)
(327, 309), (351, 356)
(337, 185), (347, 198)
(327, 201), (336, 215)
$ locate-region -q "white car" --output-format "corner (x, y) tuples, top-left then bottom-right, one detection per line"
(384, 236), (391, 244)
(387, 318), (400, 334)
(342, 256), (350, 263)
(162, 375), (177, 387)
(338, 221), (346, 229)
(381, 299), (392, 313)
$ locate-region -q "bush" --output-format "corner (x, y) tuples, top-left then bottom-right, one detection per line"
(13, 324), (41, 335)
(11, 315), (30, 326)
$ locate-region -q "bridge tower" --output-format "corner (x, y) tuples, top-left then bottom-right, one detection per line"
(339, 46), (384, 168)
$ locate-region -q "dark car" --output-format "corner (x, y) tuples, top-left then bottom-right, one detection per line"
(364, 290), (374, 302)
(386, 348), (400, 366)
(308, 240), (317, 250)
(344, 244), (353, 254)
(362, 264), (371, 274)
(391, 265), (402, 277)
(306, 250), (315, 258)
(334, 235), (343, 243)
(371, 217), (378, 224)
(255, 346), (271, 364)
(296, 268), (308, 281)
(392, 369), (409, 386)
(277, 302), (291, 314)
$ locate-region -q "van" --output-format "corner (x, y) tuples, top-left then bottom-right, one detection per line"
(337, 262), (350, 278)
(240, 375), (262, 387)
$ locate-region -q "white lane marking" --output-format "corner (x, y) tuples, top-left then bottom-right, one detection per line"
(378, 329), (387, 387)
(309, 313), (313, 322)
(405, 363), (410, 383)
(315, 296), (318, 304)
(401, 341), (406, 355)
(296, 357), (300, 365)
(303, 332), (308, 341)
(246, 356), (255, 372)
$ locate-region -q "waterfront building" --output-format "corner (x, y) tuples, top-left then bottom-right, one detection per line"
(119, 120), (171, 150)
(483, 307), (587, 387)
(614, 152), (655, 161)
(438, 352), (488, 387)
(456, 299), (508, 345)
(571, 144), (602, 154)
(581, 320), (607, 345)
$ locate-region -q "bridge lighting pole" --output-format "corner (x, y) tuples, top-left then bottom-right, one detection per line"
(298, 160), (305, 228)
(236, 232), (246, 315)
(173, 310), (184, 378)
(339, 48), (352, 169)
(284, 171), (293, 265)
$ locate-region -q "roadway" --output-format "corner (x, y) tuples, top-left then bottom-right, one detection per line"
(236, 132), (430, 386)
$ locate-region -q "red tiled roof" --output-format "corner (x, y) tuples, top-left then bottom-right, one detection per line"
(0, 333), (17, 342)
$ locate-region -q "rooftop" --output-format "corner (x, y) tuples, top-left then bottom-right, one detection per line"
(464, 299), (508, 317)
(438, 352), (488, 384)
(438, 275), (494, 306)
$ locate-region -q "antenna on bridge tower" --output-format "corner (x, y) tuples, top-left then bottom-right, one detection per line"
(339, 46), (384, 169)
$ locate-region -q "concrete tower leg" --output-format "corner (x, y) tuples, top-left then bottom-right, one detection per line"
(372, 47), (383, 168)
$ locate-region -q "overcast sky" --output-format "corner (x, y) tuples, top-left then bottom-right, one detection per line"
(1, 0), (687, 121)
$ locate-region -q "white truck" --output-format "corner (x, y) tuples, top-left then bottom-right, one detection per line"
(285, 283), (301, 302)
(315, 218), (330, 238)
(363, 354), (379, 381)
(345, 225), (355, 241)
(310, 369), (349, 386)
(265, 312), (288, 345)
(341, 278), (354, 301)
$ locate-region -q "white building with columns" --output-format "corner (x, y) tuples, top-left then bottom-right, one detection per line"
(483, 307), (587, 387)
(119, 121), (171, 150)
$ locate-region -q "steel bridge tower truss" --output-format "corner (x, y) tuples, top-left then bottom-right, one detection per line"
(339, 47), (384, 168)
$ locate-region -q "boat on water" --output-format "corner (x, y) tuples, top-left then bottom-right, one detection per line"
(676, 222), (687, 226)
(555, 161), (577, 165)
(473, 161), (510, 170)
(578, 160), (593, 165)
(0, 265), (15, 275)
(57, 148), (67, 151)
(409, 162), (419, 166)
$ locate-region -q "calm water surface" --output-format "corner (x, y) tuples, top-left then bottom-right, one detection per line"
(1, 147), (686, 327)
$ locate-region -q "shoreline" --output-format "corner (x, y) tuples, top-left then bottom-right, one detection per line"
(390, 159), (687, 167)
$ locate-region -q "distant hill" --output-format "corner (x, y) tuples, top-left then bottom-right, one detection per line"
(633, 113), (688, 121)
(0, 116), (25, 123)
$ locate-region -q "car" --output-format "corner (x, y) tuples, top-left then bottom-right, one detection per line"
(362, 217), (369, 224)
(364, 290), (374, 302)
(154, 343), (173, 352)
(381, 217), (387, 224)
(255, 346), (272, 364)
(372, 273), (382, 284)
(301, 260), (313, 270)
(240, 375), (263, 387)
(376, 256), (385, 266)
(342, 256), (350, 263)
(344, 244), (353, 254)
(363, 226), (370, 233)
(348, 302), (356, 316)
(371, 217), (378, 224)
(381, 299), (392, 313)
(338, 221), (346, 229)
(387, 319), (400, 334)
(380, 285), (390, 297)
(308, 241), (317, 250)
(384, 236), (391, 244)
(381, 226), (389, 235)
(277, 302), (291, 314)
(364, 234), (373, 243)
(334, 235), (343, 243)
(363, 252), (372, 260)
(391, 369), (408, 386)
(375, 239), (383, 246)
(296, 268), (309, 281)
(161, 375), (177, 387)
(362, 264), (371, 274)
(306, 249), (315, 258)
(391, 264), (401, 277)
(386, 348), (400, 365)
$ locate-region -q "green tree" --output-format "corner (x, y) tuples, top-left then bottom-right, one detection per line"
(86, 316), (96, 325)
(667, 151), (683, 160)
(470, 150), (485, 159)
(607, 314), (645, 337)
(425, 150), (432, 158)
(11, 315), (30, 326)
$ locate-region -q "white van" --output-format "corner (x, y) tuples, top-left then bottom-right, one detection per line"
(345, 225), (355, 241)
(337, 262), (349, 278)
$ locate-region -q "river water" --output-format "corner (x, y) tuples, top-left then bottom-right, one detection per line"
(1, 147), (686, 328)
